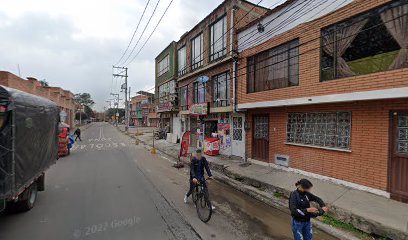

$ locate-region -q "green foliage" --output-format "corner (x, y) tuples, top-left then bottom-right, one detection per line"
(74, 93), (95, 107)
(321, 214), (372, 239)
(273, 192), (284, 198)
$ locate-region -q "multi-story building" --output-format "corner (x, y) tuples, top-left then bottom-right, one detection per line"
(236, 0), (408, 202)
(155, 41), (180, 142)
(176, 0), (267, 157)
(130, 95), (147, 127)
(137, 91), (157, 127)
(0, 71), (75, 127)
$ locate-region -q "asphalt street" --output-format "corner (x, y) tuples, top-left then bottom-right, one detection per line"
(0, 123), (338, 240)
(0, 123), (200, 240)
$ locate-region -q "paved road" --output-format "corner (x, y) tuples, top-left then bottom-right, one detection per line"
(0, 123), (338, 240)
(0, 123), (200, 240)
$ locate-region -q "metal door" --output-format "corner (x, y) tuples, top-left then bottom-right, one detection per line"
(390, 112), (408, 203)
(232, 115), (245, 158)
(252, 115), (269, 162)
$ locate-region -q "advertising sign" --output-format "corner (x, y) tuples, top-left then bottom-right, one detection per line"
(190, 103), (208, 116)
(157, 102), (173, 113)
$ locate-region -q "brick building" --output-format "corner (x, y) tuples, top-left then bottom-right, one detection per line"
(155, 41), (180, 142)
(0, 71), (75, 127)
(175, 0), (267, 156)
(236, 0), (408, 202)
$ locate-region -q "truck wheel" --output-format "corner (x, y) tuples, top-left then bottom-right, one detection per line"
(17, 182), (38, 212)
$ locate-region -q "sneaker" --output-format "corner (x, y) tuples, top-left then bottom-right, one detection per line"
(184, 194), (188, 203)
(212, 205), (215, 210)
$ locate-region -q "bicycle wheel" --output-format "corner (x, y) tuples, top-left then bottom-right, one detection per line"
(192, 186), (198, 203)
(196, 190), (212, 223)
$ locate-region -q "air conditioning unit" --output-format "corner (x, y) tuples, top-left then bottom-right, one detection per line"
(274, 154), (289, 167)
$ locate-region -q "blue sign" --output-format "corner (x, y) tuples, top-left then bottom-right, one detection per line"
(197, 76), (209, 84)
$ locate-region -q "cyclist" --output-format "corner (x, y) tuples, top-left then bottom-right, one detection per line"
(289, 179), (329, 240)
(184, 149), (214, 203)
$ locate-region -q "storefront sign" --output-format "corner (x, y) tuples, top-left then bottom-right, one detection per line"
(190, 103), (209, 116)
(157, 102), (173, 113)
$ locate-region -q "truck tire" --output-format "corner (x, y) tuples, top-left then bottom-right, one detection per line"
(17, 182), (38, 212)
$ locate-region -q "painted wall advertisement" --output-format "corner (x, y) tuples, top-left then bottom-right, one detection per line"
(218, 123), (231, 150)
(190, 103), (209, 116)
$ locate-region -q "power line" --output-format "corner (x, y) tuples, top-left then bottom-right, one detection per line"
(115, 0), (151, 66)
(125, 0), (174, 67)
(121, 0), (162, 66)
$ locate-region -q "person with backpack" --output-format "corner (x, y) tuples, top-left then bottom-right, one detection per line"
(289, 179), (329, 240)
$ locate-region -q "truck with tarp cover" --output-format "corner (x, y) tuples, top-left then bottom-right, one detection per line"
(0, 86), (59, 213)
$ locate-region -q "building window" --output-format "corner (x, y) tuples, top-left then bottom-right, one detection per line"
(286, 112), (352, 150)
(194, 82), (205, 103)
(212, 72), (230, 107)
(247, 39), (299, 93)
(158, 80), (175, 103)
(210, 16), (227, 62)
(158, 55), (170, 76)
(178, 46), (187, 76)
(321, 1), (407, 81)
(179, 85), (189, 111)
(191, 33), (203, 70)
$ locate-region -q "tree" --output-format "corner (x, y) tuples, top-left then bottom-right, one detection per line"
(74, 93), (95, 107)
(105, 108), (125, 119)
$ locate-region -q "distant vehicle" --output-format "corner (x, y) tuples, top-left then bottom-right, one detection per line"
(0, 86), (59, 213)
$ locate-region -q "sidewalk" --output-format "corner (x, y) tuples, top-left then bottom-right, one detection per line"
(119, 125), (408, 240)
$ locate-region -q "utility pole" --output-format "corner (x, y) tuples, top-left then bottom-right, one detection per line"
(113, 66), (129, 131)
(110, 93), (120, 126)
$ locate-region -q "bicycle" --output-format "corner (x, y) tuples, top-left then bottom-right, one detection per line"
(192, 178), (213, 223)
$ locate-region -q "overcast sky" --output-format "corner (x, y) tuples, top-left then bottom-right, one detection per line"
(0, 0), (280, 110)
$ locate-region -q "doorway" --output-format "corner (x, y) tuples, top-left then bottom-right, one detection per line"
(252, 115), (269, 162)
(390, 111), (408, 203)
(232, 115), (245, 158)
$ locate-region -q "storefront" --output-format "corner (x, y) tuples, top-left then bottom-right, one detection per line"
(187, 102), (233, 156)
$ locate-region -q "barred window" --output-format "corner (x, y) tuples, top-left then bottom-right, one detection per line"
(191, 33), (203, 70)
(210, 16), (227, 62)
(286, 112), (351, 150)
(212, 72), (230, 107)
(194, 82), (205, 104)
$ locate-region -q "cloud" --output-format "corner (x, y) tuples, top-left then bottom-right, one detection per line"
(0, 0), (275, 111)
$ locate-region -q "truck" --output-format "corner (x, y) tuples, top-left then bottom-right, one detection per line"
(0, 86), (59, 213)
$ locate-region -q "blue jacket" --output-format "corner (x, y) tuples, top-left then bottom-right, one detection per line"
(190, 157), (212, 181)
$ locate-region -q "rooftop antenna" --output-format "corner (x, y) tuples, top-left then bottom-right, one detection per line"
(17, 64), (21, 77)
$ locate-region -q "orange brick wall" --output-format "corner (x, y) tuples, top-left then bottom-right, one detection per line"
(0, 71), (76, 127)
(246, 99), (408, 191)
(236, 0), (408, 105)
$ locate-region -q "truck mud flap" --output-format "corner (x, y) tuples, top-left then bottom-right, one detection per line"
(0, 199), (5, 213)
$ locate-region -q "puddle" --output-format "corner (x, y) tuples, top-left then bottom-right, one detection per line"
(210, 181), (338, 240)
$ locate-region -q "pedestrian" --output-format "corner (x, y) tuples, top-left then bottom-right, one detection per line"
(74, 128), (82, 141)
(184, 149), (214, 203)
(289, 179), (328, 240)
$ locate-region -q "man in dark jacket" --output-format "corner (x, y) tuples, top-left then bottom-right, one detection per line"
(184, 149), (213, 203)
(74, 128), (82, 141)
(289, 179), (328, 240)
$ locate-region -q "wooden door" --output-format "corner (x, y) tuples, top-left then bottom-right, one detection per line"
(252, 115), (269, 162)
(390, 112), (408, 203)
